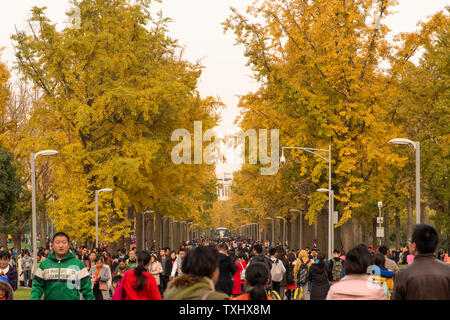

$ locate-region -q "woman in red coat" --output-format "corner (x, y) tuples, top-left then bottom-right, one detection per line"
(122, 251), (162, 300)
(232, 253), (247, 297)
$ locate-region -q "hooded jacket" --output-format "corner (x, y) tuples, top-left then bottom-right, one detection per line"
(0, 276), (14, 300)
(294, 250), (313, 279)
(30, 251), (94, 300)
(164, 274), (229, 300)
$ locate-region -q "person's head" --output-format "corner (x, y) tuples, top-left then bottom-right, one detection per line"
(410, 224), (439, 255)
(245, 262), (270, 300)
(135, 251), (151, 291)
(373, 253), (386, 269)
(170, 251), (176, 260)
(128, 250), (136, 260)
(311, 249), (318, 257)
(0, 251), (11, 269)
(82, 247), (87, 255)
(52, 232), (70, 258)
(344, 244), (372, 275)
(253, 244), (263, 255)
(89, 252), (97, 261)
(218, 242), (228, 253)
(95, 256), (104, 268)
(159, 249), (166, 257)
(333, 249), (340, 258)
(181, 246), (220, 284)
(378, 245), (389, 256)
(118, 258), (126, 269)
(164, 247), (170, 255)
(269, 247), (277, 257)
(178, 247), (187, 259)
(150, 253), (159, 263)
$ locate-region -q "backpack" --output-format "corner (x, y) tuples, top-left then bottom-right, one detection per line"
(331, 259), (343, 282)
(271, 259), (284, 282)
(296, 259), (310, 286)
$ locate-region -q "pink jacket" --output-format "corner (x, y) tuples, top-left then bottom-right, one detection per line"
(326, 274), (387, 300)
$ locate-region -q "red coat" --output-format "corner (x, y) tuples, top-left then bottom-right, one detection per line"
(232, 260), (247, 295)
(122, 270), (162, 300)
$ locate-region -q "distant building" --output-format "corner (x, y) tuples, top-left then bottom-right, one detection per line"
(217, 172), (232, 201)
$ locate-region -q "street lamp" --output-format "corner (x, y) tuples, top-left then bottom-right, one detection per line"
(31, 150), (58, 273)
(143, 210), (154, 250)
(389, 138), (421, 224)
(95, 188), (113, 248)
(281, 144), (333, 259)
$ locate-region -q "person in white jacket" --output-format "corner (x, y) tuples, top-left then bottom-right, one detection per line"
(170, 248), (187, 280)
(148, 253), (163, 290)
(269, 247), (285, 296)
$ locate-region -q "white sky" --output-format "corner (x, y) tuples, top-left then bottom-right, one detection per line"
(1, 0), (448, 176)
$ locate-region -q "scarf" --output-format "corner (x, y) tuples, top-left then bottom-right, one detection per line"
(94, 265), (103, 283)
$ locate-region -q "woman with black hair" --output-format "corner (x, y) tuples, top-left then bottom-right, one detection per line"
(89, 256), (111, 300)
(232, 262), (273, 300)
(120, 251), (162, 300)
(308, 251), (331, 300)
(326, 244), (386, 300)
(164, 246), (229, 300)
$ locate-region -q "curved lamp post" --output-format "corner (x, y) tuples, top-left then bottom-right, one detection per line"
(389, 138), (420, 224)
(31, 150), (58, 273)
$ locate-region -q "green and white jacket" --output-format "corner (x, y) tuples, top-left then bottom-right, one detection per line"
(30, 251), (94, 300)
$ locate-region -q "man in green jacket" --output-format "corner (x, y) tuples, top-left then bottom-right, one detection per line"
(30, 232), (94, 300)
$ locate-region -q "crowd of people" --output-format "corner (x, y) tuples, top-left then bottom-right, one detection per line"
(0, 223), (449, 300)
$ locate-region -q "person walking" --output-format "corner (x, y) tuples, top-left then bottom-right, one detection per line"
(159, 248), (172, 296)
(326, 244), (387, 300)
(164, 246), (229, 300)
(215, 243), (237, 295)
(308, 251), (331, 300)
(119, 251), (162, 300)
(21, 250), (33, 288)
(378, 245), (399, 274)
(231, 262), (273, 300)
(89, 256), (111, 300)
(170, 248), (187, 280)
(269, 247), (285, 296)
(294, 249), (313, 300)
(148, 253), (163, 292)
(393, 224), (450, 300)
(30, 232), (94, 300)
(328, 249), (344, 283)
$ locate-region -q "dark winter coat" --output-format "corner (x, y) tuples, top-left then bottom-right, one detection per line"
(215, 253), (237, 295)
(308, 262), (331, 300)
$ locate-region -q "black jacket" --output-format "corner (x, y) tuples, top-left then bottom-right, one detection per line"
(308, 262), (331, 300)
(161, 256), (173, 278)
(215, 253), (237, 295)
(5, 266), (17, 291)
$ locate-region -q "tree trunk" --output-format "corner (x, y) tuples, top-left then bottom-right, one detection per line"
(372, 217), (377, 249)
(13, 232), (22, 252)
(39, 209), (47, 249)
(384, 209), (390, 248)
(0, 216), (8, 248)
(395, 210), (401, 250)
(407, 187), (413, 242)
(135, 210), (144, 251)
